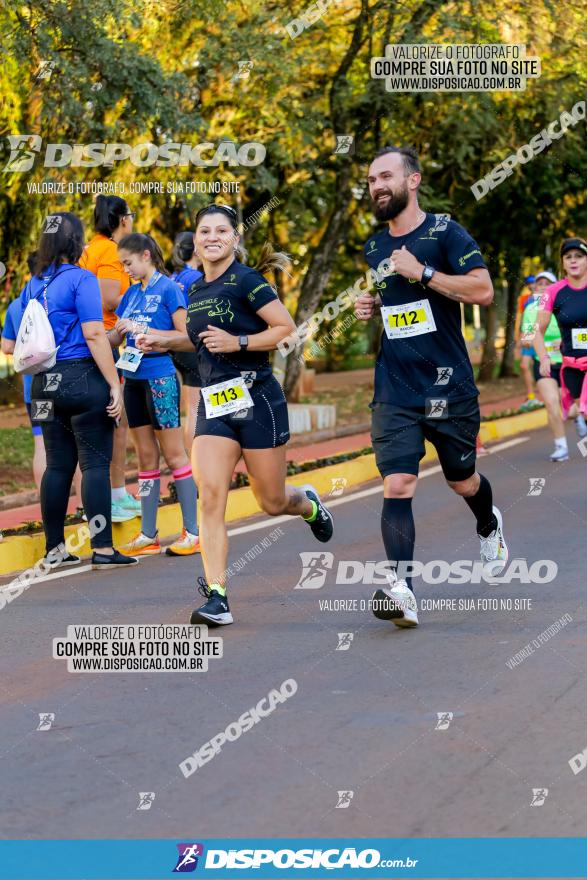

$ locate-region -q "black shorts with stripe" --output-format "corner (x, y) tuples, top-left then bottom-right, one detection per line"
(195, 375), (290, 449)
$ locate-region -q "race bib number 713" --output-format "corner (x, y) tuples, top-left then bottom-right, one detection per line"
(381, 298), (437, 340)
(201, 377), (254, 419)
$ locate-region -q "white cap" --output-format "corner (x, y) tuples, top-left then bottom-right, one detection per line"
(534, 270), (557, 284)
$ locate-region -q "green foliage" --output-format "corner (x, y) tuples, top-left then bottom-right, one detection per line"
(0, 0), (584, 368)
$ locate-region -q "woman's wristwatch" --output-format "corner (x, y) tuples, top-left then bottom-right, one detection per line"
(239, 335), (249, 351)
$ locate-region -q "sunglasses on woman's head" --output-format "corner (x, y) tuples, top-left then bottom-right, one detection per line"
(195, 203), (237, 222)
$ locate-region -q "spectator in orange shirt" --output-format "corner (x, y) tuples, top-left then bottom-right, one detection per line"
(79, 195), (140, 522)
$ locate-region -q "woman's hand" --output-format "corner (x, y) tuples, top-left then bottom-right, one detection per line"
(539, 356), (552, 379)
(107, 383), (123, 421)
(115, 318), (133, 336)
(135, 333), (167, 352)
(199, 325), (239, 354)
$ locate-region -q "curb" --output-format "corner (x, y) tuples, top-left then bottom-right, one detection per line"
(0, 407), (548, 578)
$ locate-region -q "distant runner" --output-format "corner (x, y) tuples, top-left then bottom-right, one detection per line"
(534, 238), (587, 440)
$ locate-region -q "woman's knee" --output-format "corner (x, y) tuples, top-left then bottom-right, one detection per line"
(167, 453), (189, 471)
(260, 494), (287, 516)
(198, 482), (227, 516)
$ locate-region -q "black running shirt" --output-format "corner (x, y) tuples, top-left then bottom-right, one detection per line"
(541, 280), (587, 358)
(186, 259), (278, 388)
(364, 213), (487, 407)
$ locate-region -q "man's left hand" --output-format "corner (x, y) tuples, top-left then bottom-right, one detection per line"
(390, 245), (424, 282)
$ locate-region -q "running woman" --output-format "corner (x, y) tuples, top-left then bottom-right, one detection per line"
(108, 233), (200, 557)
(355, 146), (508, 628)
(137, 204), (334, 626)
(519, 270), (572, 461)
(79, 195), (140, 523)
(170, 232), (203, 450)
(534, 238), (587, 436)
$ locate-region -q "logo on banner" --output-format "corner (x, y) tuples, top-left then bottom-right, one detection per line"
(173, 843), (204, 872)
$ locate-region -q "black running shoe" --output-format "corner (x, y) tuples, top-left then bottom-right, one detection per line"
(91, 549), (139, 569)
(42, 551), (81, 569)
(190, 577), (233, 626)
(302, 484), (334, 543)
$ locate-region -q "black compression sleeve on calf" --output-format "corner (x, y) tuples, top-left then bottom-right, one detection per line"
(464, 473), (498, 537)
(381, 497), (416, 591)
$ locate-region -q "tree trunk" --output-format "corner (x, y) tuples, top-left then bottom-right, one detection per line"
(283, 163), (354, 399)
(478, 302), (498, 383)
(499, 254), (522, 378)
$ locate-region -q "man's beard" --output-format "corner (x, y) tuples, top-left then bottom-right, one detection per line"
(372, 183), (409, 221)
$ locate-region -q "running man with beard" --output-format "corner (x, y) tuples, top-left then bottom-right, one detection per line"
(355, 146), (508, 628)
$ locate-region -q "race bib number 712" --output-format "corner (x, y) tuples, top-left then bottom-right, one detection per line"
(381, 298), (437, 340)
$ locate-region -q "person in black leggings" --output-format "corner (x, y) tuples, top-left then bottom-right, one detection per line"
(18, 213), (138, 569)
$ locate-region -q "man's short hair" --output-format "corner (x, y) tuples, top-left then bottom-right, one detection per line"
(374, 146), (421, 176)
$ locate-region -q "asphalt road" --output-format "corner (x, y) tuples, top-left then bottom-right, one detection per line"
(1, 427), (586, 855)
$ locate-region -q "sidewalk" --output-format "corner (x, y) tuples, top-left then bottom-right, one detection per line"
(0, 431), (374, 531)
(0, 369), (532, 531)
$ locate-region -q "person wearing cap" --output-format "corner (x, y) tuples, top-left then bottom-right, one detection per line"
(519, 270), (580, 461)
(534, 239), (587, 451)
(515, 274), (542, 412)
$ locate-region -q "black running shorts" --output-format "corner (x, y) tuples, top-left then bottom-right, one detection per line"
(195, 375), (290, 449)
(124, 375), (181, 430)
(370, 396), (480, 481)
(533, 360), (562, 387)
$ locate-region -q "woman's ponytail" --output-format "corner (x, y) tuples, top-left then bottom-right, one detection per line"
(253, 241), (292, 277)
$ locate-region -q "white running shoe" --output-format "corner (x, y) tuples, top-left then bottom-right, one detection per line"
(479, 505), (508, 578)
(549, 446), (569, 462)
(122, 532), (161, 556)
(371, 578), (419, 628)
(575, 415), (587, 439)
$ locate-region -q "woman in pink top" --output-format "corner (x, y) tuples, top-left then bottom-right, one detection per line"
(534, 238), (587, 430)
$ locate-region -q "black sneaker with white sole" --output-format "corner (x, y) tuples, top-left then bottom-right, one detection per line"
(42, 551), (81, 569)
(91, 549), (139, 569)
(302, 485), (334, 543)
(190, 578), (233, 626)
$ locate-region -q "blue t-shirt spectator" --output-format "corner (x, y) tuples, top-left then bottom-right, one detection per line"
(2, 297), (33, 402)
(170, 266), (203, 307)
(17, 264), (103, 361)
(115, 273), (186, 380)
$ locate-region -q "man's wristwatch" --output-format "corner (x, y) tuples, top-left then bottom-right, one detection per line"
(421, 265), (436, 286)
(239, 335), (249, 351)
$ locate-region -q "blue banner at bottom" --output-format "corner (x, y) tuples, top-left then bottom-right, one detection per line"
(1, 838), (585, 879)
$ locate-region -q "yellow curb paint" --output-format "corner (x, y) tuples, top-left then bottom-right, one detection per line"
(0, 407), (549, 577)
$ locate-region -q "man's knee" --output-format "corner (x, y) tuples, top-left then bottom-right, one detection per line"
(383, 473), (418, 498)
(447, 473), (479, 497)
